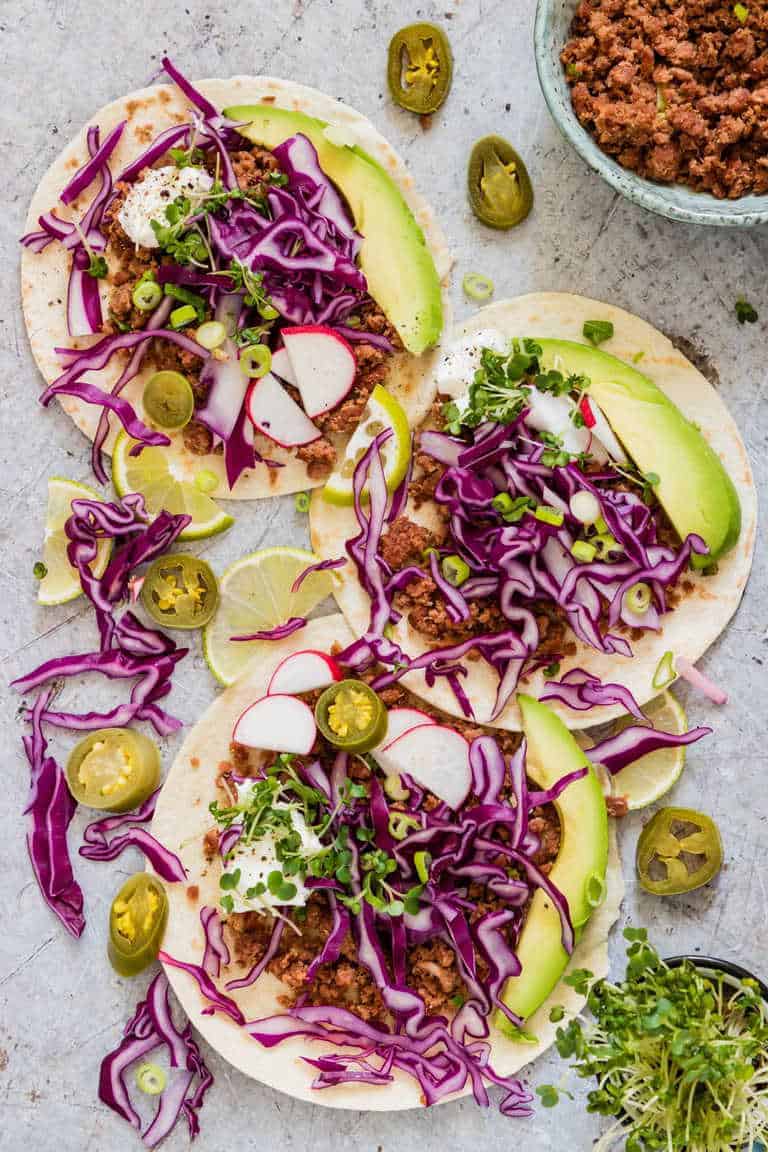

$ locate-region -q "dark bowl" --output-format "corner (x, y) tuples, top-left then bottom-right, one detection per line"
(665, 954), (768, 1000)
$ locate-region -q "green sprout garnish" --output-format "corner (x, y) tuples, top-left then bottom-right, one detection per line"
(583, 319), (614, 346)
(539, 928), (768, 1152)
(87, 254), (108, 279)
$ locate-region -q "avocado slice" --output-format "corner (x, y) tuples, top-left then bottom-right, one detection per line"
(496, 695), (608, 1031)
(535, 338), (741, 564)
(224, 102), (443, 355)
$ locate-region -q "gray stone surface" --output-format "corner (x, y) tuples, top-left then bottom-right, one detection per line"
(0, 1), (766, 1148)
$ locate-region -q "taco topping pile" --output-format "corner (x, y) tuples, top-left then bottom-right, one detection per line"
(337, 336), (717, 721)
(21, 58), (403, 488)
(169, 662), (587, 1116)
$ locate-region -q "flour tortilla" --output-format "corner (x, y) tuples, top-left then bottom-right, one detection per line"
(151, 615), (623, 1110)
(310, 294), (756, 731)
(21, 77), (452, 499)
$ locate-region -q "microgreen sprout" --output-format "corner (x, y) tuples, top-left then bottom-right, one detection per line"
(539, 928), (768, 1152)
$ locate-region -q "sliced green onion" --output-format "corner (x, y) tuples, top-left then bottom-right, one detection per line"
(195, 320), (227, 350)
(491, 492), (514, 515)
(462, 272), (494, 302)
(734, 2), (749, 23)
(632, 350), (645, 364)
(132, 280), (163, 312)
(441, 554), (470, 587)
(593, 532), (623, 560)
(624, 581), (652, 615)
(169, 304), (198, 330)
(388, 812), (420, 841)
(534, 505), (565, 527)
(414, 850), (431, 884)
(294, 492), (311, 514)
(194, 469), (219, 494)
(383, 774), (409, 801)
(652, 650), (676, 691)
(421, 546), (439, 563)
(594, 515), (609, 535)
(240, 344), (272, 378)
(33, 561), (48, 580)
(571, 540), (596, 563)
(135, 1062), (167, 1096)
(569, 490), (601, 525)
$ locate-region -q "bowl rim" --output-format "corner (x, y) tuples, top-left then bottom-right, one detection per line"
(533, 0), (768, 227)
(665, 954), (768, 1000)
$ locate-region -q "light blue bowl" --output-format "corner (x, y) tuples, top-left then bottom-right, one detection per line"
(534, 0), (768, 227)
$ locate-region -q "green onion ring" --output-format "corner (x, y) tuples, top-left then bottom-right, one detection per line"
(462, 272), (495, 302)
(135, 1062), (167, 1096)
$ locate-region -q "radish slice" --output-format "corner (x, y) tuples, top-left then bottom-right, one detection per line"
(584, 396), (629, 465)
(233, 694), (317, 754)
(375, 724), (471, 810)
(271, 346), (297, 386)
(268, 650), (342, 695)
(377, 707), (437, 749)
(246, 373), (321, 447)
(282, 326), (356, 418)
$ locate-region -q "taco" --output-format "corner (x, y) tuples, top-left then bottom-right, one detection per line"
(310, 293), (756, 730)
(21, 58), (450, 498)
(151, 616), (622, 1112)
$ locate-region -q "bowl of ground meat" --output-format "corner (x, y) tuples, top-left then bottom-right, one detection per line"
(534, 0), (768, 226)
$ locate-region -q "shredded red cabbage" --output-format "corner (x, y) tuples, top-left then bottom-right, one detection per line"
(230, 617), (307, 643)
(158, 951), (246, 1025)
(99, 970), (213, 1148)
(540, 667), (646, 719)
(588, 722), (712, 775)
(290, 555), (347, 593)
(200, 905), (231, 978)
(80, 789), (186, 881)
(22, 690), (85, 938)
(60, 120), (125, 205)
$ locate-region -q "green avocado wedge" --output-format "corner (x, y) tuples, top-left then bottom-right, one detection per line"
(496, 695), (608, 1033)
(535, 339), (741, 565)
(224, 103), (443, 355)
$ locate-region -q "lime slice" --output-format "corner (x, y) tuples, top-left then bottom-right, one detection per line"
(203, 546), (336, 686)
(112, 432), (233, 541)
(610, 691), (688, 810)
(322, 384), (411, 507)
(37, 477), (112, 606)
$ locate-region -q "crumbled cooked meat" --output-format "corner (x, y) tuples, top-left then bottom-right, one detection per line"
(182, 420), (214, 456)
(297, 436), (337, 478)
(606, 794), (630, 818)
(562, 0), (768, 198)
(379, 516), (436, 570)
(230, 147), (282, 192)
(394, 574), (508, 643)
(529, 805), (562, 874)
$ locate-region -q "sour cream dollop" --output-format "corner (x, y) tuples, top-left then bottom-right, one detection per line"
(117, 165), (213, 249)
(221, 796), (322, 913)
(434, 328), (510, 400)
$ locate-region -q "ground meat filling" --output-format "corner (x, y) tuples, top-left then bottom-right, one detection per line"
(220, 719), (561, 1022)
(562, 0), (768, 198)
(100, 149), (402, 476)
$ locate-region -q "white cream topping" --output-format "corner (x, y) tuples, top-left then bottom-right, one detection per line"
(117, 165), (213, 249)
(222, 802), (322, 913)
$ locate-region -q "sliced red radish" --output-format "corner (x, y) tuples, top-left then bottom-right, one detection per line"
(233, 694), (317, 754)
(375, 724), (471, 810)
(271, 345), (297, 386)
(376, 707), (437, 750)
(282, 326), (356, 418)
(246, 373), (320, 447)
(585, 395), (629, 465)
(268, 650), (342, 695)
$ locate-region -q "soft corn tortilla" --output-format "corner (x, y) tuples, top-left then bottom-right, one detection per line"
(21, 77), (452, 499)
(310, 294), (757, 731)
(151, 615), (623, 1110)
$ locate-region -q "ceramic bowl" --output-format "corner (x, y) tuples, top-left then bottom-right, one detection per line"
(534, 0), (768, 227)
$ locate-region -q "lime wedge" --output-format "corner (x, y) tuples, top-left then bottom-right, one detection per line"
(322, 384), (411, 507)
(203, 546), (336, 686)
(112, 432), (233, 541)
(610, 691), (688, 810)
(37, 477), (112, 606)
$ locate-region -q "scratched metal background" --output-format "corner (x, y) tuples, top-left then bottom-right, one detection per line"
(1, 1), (766, 1148)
